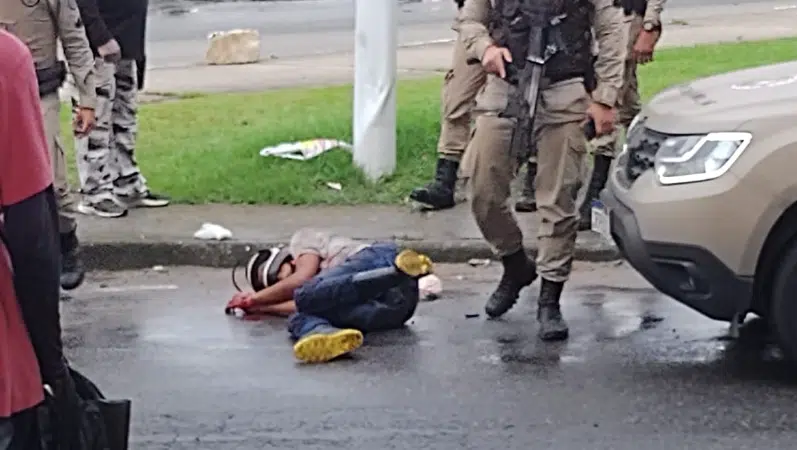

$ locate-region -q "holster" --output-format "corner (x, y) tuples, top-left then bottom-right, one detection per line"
(583, 55), (597, 94)
(36, 61), (67, 97)
(619, 0), (647, 16)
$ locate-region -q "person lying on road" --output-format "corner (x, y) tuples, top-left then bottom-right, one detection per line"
(225, 228), (433, 364)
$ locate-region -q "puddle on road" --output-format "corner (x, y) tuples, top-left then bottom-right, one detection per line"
(478, 353), (585, 366)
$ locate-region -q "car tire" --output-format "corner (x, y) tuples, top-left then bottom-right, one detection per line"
(770, 238), (797, 362)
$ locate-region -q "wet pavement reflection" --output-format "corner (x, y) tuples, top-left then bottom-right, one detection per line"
(61, 263), (797, 449)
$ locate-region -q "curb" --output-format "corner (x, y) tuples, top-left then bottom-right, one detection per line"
(79, 238), (621, 271)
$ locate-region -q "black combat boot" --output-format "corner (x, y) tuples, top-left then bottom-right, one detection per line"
(409, 158), (459, 210)
(60, 230), (85, 291)
(484, 249), (538, 318)
(578, 154), (613, 231)
(515, 162), (538, 213)
(537, 279), (569, 341)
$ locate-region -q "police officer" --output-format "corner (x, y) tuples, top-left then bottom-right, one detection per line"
(461, 0), (625, 340)
(577, 0), (666, 230)
(409, 0), (541, 212)
(73, 0), (171, 219)
(409, 0), (487, 211)
(0, 0), (97, 292)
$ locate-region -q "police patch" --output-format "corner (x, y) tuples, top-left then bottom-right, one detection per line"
(21, 0), (41, 7)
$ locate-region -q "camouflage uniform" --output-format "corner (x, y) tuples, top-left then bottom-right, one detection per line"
(71, 0), (169, 218)
(71, 59), (148, 207)
(460, 0), (626, 338)
(578, 0), (666, 229)
(0, 0), (97, 290)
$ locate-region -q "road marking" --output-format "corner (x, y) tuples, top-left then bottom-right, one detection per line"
(83, 284), (179, 294)
(400, 38), (455, 48)
(774, 4), (796, 9)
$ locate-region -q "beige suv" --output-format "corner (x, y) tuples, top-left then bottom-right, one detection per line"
(594, 60), (797, 359)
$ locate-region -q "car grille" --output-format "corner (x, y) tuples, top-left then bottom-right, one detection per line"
(622, 126), (670, 185)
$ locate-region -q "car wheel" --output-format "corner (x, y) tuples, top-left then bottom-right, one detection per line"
(770, 239), (797, 362)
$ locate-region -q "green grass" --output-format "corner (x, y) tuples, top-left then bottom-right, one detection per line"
(61, 37), (797, 205)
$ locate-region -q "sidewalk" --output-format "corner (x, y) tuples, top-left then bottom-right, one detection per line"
(75, 204), (618, 270)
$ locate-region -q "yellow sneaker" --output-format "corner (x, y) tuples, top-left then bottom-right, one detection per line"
(395, 249), (433, 278)
(293, 327), (364, 363)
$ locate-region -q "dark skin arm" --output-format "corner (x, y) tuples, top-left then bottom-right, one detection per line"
(228, 253), (321, 311)
(252, 253), (320, 305)
(245, 301), (297, 317)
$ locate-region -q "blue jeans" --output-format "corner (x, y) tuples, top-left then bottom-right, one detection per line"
(287, 243), (419, 340)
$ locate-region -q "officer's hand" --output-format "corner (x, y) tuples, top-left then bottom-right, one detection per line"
(482, 45), (513, 79)
(633, 30), (661, 65)
(586, 102), (616, 137)
(98, 38), (122, 63)
(74, 107), (95, 136)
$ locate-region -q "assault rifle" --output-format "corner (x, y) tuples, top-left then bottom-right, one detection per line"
(468, 13), (597, 166)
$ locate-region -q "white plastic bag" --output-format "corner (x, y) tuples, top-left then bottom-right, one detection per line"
(193, 223), (233, 241)
(259, 138), (352, 161)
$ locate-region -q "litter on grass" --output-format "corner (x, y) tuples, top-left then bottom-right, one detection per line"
(259, 139), (352, 161)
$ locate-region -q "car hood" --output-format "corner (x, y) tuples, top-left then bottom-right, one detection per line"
(643, 60), (797, 135)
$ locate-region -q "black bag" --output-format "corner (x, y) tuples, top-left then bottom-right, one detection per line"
(37, 367), (132, 450)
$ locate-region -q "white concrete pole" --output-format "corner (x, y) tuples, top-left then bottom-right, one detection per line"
(352, 0), (398, 181)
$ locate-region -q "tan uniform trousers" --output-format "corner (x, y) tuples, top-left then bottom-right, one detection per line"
(438, 33), (486, 169)
(41, 92), (78, 234)
(470, 75), (590, 283)
(593, 14), (643, 157)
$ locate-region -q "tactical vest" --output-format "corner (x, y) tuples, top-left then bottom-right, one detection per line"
(619, 0), (647, 16)
(0, 0), (65, 96)
(489, 0), (594, 84)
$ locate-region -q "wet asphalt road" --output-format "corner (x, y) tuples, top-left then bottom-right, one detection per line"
(60, 262), (797, 449)
(145, 0), (788, 68)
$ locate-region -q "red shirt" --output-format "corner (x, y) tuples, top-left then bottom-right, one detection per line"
(0, 29), (53, 417)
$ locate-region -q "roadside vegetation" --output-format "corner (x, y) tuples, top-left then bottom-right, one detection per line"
(61, 37), (797, 205)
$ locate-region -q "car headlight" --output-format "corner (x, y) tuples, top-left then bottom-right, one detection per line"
(654, 132), (752, 185)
